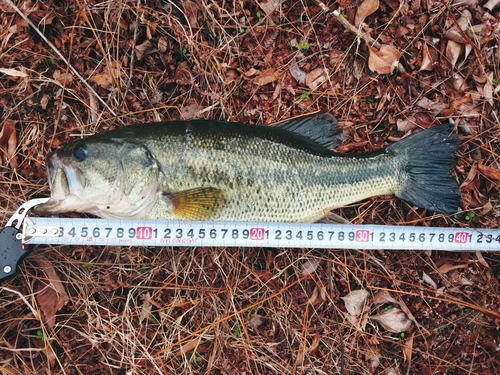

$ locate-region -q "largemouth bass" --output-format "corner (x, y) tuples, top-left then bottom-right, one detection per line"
(35, 112), (460, 222)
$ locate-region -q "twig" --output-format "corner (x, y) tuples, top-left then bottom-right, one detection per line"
(5, 0), (120, 119)
(123, 0), (141, 103)
(314, 0), (406, 74)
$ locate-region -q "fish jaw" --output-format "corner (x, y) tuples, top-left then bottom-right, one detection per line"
(35, 151), (92, 214)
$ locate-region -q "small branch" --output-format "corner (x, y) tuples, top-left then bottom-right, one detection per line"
(123, 0), (141, 103)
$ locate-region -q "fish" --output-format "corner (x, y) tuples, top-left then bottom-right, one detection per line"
(34, 112), (461, 222)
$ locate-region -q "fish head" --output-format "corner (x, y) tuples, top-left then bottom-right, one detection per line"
(35, 138), (164, 218)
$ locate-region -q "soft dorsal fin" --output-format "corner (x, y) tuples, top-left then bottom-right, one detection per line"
(271, 112), (342, 150)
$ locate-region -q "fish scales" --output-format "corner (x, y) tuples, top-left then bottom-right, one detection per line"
(35, 113), (460, 222)
(135, 122), (399, 222)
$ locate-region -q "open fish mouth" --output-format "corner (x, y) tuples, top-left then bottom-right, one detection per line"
(35, 152), (86, 213)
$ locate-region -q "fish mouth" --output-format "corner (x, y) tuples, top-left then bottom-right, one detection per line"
(35, 151), (86, 213)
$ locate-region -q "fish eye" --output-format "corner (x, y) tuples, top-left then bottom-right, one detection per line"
(142, 150), (154, 167)
(72, 143), (88, 162)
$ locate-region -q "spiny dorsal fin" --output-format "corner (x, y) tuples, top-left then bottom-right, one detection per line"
(164, 187), (225, 220)
(271, 112), (342, 150)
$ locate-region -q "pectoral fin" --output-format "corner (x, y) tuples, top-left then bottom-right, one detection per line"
(163, 187), (225, 220)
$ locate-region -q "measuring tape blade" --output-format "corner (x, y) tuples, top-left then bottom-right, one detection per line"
(22, 217), (500, 251)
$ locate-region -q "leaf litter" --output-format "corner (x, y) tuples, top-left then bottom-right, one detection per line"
(0, 0), (499, 374)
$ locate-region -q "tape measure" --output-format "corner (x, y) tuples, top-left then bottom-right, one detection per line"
(22, 216), (500, 251)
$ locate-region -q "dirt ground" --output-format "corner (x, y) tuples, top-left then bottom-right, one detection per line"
(1, 0), (500, 374)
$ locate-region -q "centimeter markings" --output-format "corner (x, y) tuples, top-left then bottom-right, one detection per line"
(22, 217), (500, 251)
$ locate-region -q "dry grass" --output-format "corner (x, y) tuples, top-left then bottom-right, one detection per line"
(1, 0), (499, 374)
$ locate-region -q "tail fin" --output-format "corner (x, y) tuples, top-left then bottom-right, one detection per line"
(388, 124), (460, 214)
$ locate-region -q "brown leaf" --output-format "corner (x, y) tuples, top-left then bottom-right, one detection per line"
(289, 61), (306, 85)
(366, 345), (381, 372)
(253, 68), (280, 86)
(370, 307), (412, 333)
(53, 70), (74, 85)
(443, 10), (472, 43)
(419, 39), (437, 71)
(249, 314), (268, 331)
(181, 102), (201, 120)
(89, 73), (113, 89)
(305, 68), (328, 90)
(158, 36), (168, 53)
(182, 0), (199, 28)
(445, 40), (463, 70)
(341, 289), (370, 316)
(372, 290), (398, 306)
(436, 262), (468, 274)
(135, 39), (153, 61)
(0, 119), (18, 168)
(483, 72), (494, 106)
(301, 258), (320, 276)
(477, 161), (500, 182)
(33, 257), (69, 330)
(368, 45), (401, 74)
(259, 0), (283, 16)
(180, 337), (204, 353)
(402, 333), (414, 368)
(422, 271), (437, 289)
(308, 283), (327, 305)
(355, 0), (379, 27)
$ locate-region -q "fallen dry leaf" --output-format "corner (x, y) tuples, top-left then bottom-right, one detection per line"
(370, 307), (412, 333)
(253, 68), (280, 86)
(33, 257), (69, 330)
(443, 10), (472, 43)
(53, 69), (74, 85)
(301, 258), (320, 276)
(180, 337), (204, 353)
(385, 366), (401, 375)
(0, 67), (28, 77)
(422, 271), (437, 289)
(308, 283), (327, 305)
(181, 102), (201, 120)
(372, 290), (398, 307)
(477, 161), (500, 182)
(305, 67), (328, 90)
(89, 73), (113, 89)
(420, 39), (438, 71)
(135, 39), (153, 60)
(289, 61), (306, 86)
(484, 0), (500, 10)
(259, 0), (283, 16)
(446, 40), (463, 70)
(368, 44), (401, 74)
(436, 262), (468, 274)
(355, 0), (379, 27)
(182, 0), (199, 28)
(341, 289), (370, 316)
(249, 314), (268, 331)
(139, 293), (152, 324)
(0, 119), (18, 168)
(483, 72), (494, 106)
(402, 333), (414, 368)
(365, 345), (381, 372)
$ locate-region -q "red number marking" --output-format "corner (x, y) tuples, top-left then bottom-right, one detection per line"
(454, 232), (468, 244)
(250, 228), (265, 240)
(136, 226), (153, 240)
(355, 230), (370, 242)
